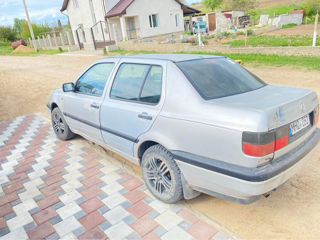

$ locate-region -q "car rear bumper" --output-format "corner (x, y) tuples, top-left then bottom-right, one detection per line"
(173, 128), (320, 204)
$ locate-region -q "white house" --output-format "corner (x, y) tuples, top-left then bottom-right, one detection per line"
(60, 0), (199, 49)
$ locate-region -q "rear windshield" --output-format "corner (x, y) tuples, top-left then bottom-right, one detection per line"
(176, 58), (266, 100)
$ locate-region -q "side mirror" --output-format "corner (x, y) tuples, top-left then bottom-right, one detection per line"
(62, 83), (75, 92)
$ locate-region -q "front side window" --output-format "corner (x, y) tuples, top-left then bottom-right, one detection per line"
(111, 63), (162, 104)
(149, 14), (159, 28)
(75, 63), (115, 96)
(176, 58), (266, 100)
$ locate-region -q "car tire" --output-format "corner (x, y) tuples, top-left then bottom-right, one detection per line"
(51, 107), (75, 141)
(141, 144), (183, 203)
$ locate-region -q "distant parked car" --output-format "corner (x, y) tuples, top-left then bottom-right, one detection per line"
(47, 54), (320, 204)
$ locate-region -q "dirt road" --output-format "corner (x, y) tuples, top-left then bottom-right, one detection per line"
(1, 55), (320, 239)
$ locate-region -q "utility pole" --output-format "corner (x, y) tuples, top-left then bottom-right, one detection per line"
(313, 10), (319, 47)
(22, 0), (37, 51)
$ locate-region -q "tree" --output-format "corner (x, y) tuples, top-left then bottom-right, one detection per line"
(222, 0), (257, 11)
(0, 26), (17, 42)
(202, 0), (223, 11)
(303, 0), (320, 16)
(20, 20), (51, 40)
(13, 18), (23, 36)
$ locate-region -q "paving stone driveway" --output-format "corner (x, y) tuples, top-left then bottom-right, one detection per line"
(0, 115), (231, 240)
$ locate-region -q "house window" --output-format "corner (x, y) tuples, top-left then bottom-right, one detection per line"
(175, 14), (179, 27)
(73, 0), (79, 8)
(149, 14), (159, 28)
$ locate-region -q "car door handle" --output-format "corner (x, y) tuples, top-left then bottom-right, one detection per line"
(90, 103), (100, 109)
(138, 112), (152, 120)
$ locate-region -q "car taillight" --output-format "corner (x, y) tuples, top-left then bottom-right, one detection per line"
(313, 106), (319, 125)
(242, 126), (289, 157)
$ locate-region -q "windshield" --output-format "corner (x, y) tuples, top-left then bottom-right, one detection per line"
(176, 58), (266, 100)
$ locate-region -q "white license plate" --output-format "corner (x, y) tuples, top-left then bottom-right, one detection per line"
(290, 115), (310, 136)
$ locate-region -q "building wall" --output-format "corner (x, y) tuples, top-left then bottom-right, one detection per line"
(66, 0), (107, 45)
(105, 0), (120, 12)
(125, 0), (184, 38)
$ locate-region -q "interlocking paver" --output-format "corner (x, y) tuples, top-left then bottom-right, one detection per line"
(32, 206), (58, 225)
(54, 216), (81, 237)
(130, 215), (159, 237)
(37, 195), (60, 210)
(78, 226), (108, 240)
(0, 115), (230, 240)
(187, 220), (218, 240)
(124, 188), (147, 204)
(27, 221), (56, 239)
(155, 210), (183, 231)
(79, 210), (105, 230)
(0, 203), (13, 218)
(127, 200), (153, 219)
(80, 197), (104, 214)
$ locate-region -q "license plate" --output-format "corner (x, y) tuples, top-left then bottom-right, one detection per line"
(290, 115), (310, 136)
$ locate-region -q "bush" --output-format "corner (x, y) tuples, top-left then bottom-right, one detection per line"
(247, 29), (254, 36)
(0, 26), (17, 42)
(58, 47), (63, 52)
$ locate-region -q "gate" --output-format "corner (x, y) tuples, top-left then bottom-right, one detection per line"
(90, 21), (115, 50)
(75, 27), (84, 49)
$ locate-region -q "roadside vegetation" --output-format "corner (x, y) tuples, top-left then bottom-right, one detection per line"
(107, 49), (320, 71)
(222, 35), (320, 47)
(0, 42), (65, 56)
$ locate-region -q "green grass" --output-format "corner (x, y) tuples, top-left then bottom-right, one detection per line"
(0, 42), (66, 56)
(10, 49), (66, 56)
(0, 42), (13, 55)
(222, 35), (320, 47)
(108, 49), (320, 71)
(282, 23), (298, 29)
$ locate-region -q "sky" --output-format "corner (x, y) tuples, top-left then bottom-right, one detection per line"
(0, 0), (67, 26)
(0, 0), (200, 26)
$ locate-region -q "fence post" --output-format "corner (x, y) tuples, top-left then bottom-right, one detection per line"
(29, 38), (33, 48)
(53, 33), (58, 47)
(66, 31), (71, 45)
(91, 28), (96, 50)
(37, 36), (42, 49)
(47, 35), (53, 48)
(60, 33), (64, 46)
(42, 36), (47, 48)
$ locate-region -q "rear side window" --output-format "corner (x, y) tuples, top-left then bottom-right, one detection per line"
(140, 66), (162, 104)
(110, 63), (162, 104)
(75, 63), (114, 96)
(176, 58), (266, 100)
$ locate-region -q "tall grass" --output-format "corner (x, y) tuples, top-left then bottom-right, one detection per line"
(223, 35), (319, 47)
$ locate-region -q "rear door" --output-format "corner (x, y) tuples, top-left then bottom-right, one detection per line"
(62, 60), (116, 143)
(100, 59), (166, 156)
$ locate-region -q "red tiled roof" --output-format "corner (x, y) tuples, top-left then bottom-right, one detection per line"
(105, 0), (135, 18)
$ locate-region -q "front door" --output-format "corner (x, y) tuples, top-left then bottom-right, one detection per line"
(62, 61), (116, 143)
(100, 60), (165, 156)
(208, 13), (216, 31)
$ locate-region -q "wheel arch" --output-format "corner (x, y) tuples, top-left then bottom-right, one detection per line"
(51, 102), (59, 111)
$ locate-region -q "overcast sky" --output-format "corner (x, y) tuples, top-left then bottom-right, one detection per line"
(0, 0), (200, 26)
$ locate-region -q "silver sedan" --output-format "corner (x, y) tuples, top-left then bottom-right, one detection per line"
(47, 54), (320, 204)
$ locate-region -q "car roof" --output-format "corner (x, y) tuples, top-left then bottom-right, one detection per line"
(102, 54), (225, 63)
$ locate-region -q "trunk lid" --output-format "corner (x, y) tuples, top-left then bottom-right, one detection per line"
(211, 84), (318, 131)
